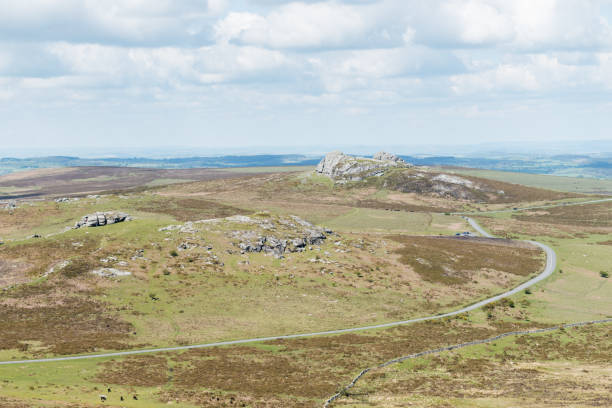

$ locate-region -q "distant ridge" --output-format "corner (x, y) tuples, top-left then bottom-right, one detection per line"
(0, 153), (611, 180)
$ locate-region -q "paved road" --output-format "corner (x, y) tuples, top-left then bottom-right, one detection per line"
(0, 218), (556, 366)
(465, 216), (493, 238)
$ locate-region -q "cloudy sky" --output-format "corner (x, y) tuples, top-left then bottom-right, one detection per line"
(2, 0), (612, 153)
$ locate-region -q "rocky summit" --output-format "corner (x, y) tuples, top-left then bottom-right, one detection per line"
(315, 151), (410, 181)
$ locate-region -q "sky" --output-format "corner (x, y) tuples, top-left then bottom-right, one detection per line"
(2, 0), (612, 154)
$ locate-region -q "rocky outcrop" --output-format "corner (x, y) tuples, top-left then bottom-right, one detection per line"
(231, 230), (326, 258)
(228, 215), (332, 258)
(74, 212), (131, 229)
(316, 151), (410, 181)
(373, 151), (406, 164)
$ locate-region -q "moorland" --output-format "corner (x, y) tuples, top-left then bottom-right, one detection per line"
(0, 152), (610, 408)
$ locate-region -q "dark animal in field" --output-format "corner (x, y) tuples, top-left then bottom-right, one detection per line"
(100, 395), (107, 402)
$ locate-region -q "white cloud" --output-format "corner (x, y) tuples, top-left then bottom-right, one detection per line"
(214, 2), (390, 49)
(449, 54), (592, 95)
(0, 0), (227, 45)
(2, 0), (612, 138)
(44, 42), (292, 86)
(408, 0), (612, 50)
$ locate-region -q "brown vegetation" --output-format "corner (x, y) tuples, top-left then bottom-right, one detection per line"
(96, 355), (169, 387)
(0, 259), (31, 288)
(337, 324), (612, 407)
(135, 197), (248, 221)
(390, 236), (544, 284)
(0, 282), (135, 355)
(356, 199), (452, 213)
(0, 236), (101, 276)
(459, 173), (579, 203)
(0, 166), (263, 199)
(94, 319), (551, 407)
(514, 201), (612, 227)
(377, 169), (578, 204)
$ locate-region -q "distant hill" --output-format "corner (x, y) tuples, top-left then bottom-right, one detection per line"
(1, 153), (610, 179)
(0, 155), (320, 176)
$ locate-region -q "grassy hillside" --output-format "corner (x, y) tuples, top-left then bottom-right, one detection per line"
(0, 167), (610, 407)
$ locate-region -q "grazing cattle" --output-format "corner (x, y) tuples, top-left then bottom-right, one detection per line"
(120, 396), (124, 401)
(133, 395), (138, 400)
(107, 387), (111, 392)
(100, 395), (107, 402)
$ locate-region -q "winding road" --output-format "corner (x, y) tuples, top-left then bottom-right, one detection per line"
(0, 217), (557, 366)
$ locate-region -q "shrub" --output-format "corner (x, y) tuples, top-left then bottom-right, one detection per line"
(600, 271), (609, 278)
(169, 250), (179, 257)
(61, 257), (94, 278)
(524, 288), (532, 295)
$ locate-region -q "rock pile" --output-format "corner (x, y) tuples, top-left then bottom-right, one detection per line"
(230, 215), (332, 258)
(316, 151), (410, 181)
(74, 212), (131, 229)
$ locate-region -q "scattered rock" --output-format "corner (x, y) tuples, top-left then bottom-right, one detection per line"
(226, 215), (254, 223)
(159, 222), (198, 233)
(91, 268), (132, 278)
(45, 260), (70, 277)
(131, 249), (146, 260)
(177, 242), (198, 251)
(74, 212), (131, 229)
(54, 197), (78, 203)
(100, 256), (118, 264)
